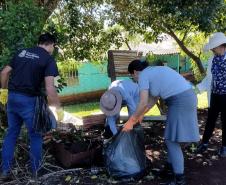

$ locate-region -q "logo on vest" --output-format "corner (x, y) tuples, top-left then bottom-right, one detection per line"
(18, 50), (40, 60)
(18, 50), (27, 57)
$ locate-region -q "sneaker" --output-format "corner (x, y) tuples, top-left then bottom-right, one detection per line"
(0, 171), (12, 183)
(218, 146), (226, 157)
(196, 143), (208, 154)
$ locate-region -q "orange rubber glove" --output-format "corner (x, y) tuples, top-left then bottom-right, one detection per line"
(122, 115), (139, 132)
(0, 89), (8, 105)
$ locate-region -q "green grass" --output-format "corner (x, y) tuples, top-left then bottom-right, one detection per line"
(64, 92), (208, 117)
(63, 102), (101, 117)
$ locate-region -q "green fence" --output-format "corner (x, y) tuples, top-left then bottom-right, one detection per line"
(59, 54), (192, 96)
(59, 63), (110, 96)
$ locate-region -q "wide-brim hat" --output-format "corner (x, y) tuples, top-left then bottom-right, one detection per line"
(100, 89), (122, 116)
(204, 32), (226, 51)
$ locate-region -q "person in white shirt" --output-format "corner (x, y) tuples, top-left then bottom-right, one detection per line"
(196, 32), (226, 156)
(100, 79), (140, 136)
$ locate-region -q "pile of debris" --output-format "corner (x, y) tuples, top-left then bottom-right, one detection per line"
(45, 127), (103, 168)
(57, 111), (106, 130)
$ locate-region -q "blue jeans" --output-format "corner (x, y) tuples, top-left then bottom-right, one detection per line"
(1, 92), (42, 173)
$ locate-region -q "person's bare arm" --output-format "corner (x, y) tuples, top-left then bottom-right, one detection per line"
(45, 76), (61, 108)
(140, 95), (159, 117)
(1, 66), (12, 88)
(147, 96), (159, 110)
(133, 90), (150, 118)
(122, 90), (149, 131)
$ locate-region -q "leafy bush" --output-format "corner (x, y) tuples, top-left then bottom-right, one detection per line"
(0, 0), (45, 68)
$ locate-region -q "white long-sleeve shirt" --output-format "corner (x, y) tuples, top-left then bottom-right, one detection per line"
(197, 56), (214, 107)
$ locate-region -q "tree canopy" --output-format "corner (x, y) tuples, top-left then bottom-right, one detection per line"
(46, 0), (125, 62)
(106, 0), (226, 74)
(0, 0), (225, 75)
(0, 0), (45, 68)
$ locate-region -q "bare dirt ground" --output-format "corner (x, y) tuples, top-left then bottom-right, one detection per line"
(1, 109), (226, 185)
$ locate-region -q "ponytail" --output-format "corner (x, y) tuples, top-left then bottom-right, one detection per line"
(128, 59), (149, 74)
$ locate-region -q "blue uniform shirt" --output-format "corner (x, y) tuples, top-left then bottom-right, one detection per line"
(8, 47), (59, 96)
(106, 79), (139, 135)
(138, 66), (191, 99)
(211, 52), (226, 94)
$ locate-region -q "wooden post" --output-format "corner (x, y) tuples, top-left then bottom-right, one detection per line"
(107, 50), (116, 82)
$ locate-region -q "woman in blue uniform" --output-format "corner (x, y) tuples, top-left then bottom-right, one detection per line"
(123, 60), (199, 185)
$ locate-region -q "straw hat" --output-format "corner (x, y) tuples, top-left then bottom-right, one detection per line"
(204, 32), (226, 51)
(100, 89), (122, 116)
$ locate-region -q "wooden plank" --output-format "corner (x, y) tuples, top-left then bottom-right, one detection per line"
(120, 115), (166, 121)
(115, 68), (129, 71)
(114, 56), (139, 60)
(107, 50), (143, 81)
(108, 50), (141, 54)
(59, 89), (105, 105)
(82, 114), (106, 129)
(114, 61), (134, 65)
(115, 72), (129, 75)
(115, 67), (129, 69)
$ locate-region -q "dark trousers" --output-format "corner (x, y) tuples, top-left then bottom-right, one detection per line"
(202, 93), (226, 146)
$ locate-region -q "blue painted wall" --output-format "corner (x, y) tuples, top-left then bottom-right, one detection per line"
(59, 55), (192, 96)
(59, 62), (110, 96)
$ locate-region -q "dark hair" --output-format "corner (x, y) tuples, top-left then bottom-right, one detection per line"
(38, 33), (56, 45)
(128, 59), (149, 74)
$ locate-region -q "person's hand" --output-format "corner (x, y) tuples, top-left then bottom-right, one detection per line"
(56, 107), (64, 121)
(122, 115), (138, 132)
(0, 89), (8, 105)
(122, 121), (134, 131)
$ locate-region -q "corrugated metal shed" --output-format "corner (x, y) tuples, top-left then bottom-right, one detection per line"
(130, 35), (179, 55)
(151, 48), (179, 55)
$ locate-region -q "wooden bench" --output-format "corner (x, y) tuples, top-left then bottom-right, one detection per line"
(120, 115), (166, 122)
(107, 50), (166, 122)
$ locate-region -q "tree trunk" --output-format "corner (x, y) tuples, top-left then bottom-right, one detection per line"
(125, 39), (132, 50)
(167, 29), (206, 75)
